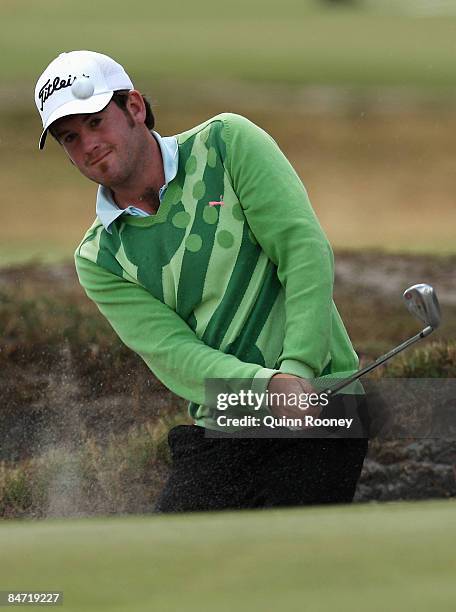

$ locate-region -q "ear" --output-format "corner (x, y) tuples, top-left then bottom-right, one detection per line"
(125, 90), (146, 125)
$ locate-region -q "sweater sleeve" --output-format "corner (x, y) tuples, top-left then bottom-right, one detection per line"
(75, 253), (277, 406)
(223, 113), (334, 379)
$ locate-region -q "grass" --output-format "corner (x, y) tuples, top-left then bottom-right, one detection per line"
(2, 0), (456, 88)
(0, 500), (455, 611)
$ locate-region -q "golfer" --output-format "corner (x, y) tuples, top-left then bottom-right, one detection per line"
(35, 50), (368, 512)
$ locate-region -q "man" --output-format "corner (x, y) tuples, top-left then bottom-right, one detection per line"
(35, 50), (368, 513)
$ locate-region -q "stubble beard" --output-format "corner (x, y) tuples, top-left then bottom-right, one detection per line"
(96, 117), (160, 209)
(90, 112), (139, 188)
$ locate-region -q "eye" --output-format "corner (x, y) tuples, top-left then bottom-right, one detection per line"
(89, 117), (102, 128)
(63, 133), (76, 144)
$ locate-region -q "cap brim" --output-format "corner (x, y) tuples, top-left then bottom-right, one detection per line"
(38, 91), (114, 150)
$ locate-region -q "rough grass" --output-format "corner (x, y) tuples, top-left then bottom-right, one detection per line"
(1, 256), (455, 518)
(1, 339), (454, 519)
(0, 263), (188, 518)
(0, 422), (174, 519)
(384, 341), (456, 379)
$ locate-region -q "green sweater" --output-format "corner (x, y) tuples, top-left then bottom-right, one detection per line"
(75, 113), (359, 429)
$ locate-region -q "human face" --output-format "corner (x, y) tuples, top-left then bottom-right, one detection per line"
(51, 93), (147, 188)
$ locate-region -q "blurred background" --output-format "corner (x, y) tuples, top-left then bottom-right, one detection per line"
(1, 0), (456, 519)
(2, 0), (456, 264)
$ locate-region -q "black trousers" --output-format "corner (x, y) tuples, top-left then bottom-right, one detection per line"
(154, 423), (368, 513)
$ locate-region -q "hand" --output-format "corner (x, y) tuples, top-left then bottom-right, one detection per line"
(267, 373), (323, 424)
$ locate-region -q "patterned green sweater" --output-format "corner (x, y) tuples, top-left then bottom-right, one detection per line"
(75, 113), (359, 429)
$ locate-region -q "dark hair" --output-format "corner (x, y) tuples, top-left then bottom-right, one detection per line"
(48, 89), (155, 142)
(111, 90), (155, 130)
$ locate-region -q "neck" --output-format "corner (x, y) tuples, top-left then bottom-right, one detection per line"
(112, 131), (165, 214)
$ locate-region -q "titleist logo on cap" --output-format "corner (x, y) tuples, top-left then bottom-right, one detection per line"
(38, 75), (77, 111)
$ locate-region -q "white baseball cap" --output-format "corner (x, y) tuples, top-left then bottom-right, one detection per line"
(35, 50), (134, 150)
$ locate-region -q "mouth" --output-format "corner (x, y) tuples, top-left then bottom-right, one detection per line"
(89, 151), (112, 166)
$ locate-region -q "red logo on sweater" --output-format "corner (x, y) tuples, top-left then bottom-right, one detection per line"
(209, 195), (224, 206)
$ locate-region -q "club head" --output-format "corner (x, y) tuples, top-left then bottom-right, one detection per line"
(403, 284), (441, 330)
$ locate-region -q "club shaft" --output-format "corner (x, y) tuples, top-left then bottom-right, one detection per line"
(325, 326), (433, 396)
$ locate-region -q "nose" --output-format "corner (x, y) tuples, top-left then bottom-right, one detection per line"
(81, 128), (102, 163)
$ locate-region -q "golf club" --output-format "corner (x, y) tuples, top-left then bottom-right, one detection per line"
(325, 283), (441, 396)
